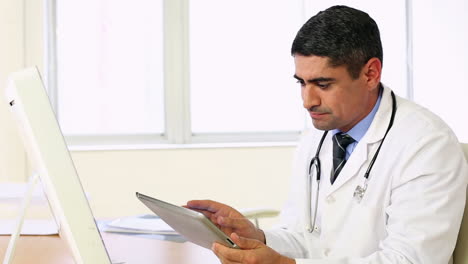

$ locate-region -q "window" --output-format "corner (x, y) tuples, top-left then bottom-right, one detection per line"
(54, 0), (164, 138)
(412, 0), (468, 142)
(189, 0), (305, 134)
(47, 0), (410, 147)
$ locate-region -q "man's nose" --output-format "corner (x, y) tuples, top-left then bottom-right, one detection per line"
(302, 86), (320, 110)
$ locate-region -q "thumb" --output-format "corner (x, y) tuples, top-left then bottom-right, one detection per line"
(230, 233), (262, 250)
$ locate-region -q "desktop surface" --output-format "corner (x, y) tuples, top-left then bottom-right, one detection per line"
(0, 232), (220, 264)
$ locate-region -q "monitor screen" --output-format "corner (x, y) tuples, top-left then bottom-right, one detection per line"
(5, 67), (111, 263)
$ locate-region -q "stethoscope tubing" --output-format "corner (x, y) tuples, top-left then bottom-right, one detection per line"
(306, 90), (396, 233)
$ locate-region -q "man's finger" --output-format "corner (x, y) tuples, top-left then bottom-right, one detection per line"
(212, 242), (244, 263)
(217, 216), (249, 229)
(230, 233), (262, 250)
(187, 200), (227, 213)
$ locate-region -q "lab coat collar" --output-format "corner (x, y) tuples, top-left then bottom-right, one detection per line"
(362, 84), (395, 145)
(325, 85), (395, 195)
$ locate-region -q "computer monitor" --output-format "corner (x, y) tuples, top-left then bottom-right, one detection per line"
(5, 67), (112, 263)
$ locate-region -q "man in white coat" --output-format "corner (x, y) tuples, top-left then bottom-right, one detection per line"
(187, 5), (468, 264)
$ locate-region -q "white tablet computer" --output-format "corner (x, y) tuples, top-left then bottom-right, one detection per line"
(136, 192), (239, 250)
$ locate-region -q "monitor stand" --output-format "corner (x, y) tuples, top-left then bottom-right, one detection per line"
(2, 173), (57, 264)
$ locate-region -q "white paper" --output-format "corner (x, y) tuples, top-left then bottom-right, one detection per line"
(104, 214), (178, 235)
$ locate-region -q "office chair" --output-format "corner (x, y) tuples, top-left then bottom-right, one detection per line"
(453, 143), (468, 264)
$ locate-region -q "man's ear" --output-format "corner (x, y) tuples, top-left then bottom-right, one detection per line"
(363, 57), (382, 90)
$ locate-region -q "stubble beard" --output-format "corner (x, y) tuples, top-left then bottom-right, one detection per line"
(311, 118), (339, 131)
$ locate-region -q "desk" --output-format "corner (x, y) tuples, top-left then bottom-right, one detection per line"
(0, 232), (220, 263)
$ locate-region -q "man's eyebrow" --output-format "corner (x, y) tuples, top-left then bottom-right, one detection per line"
(293, 75), (303, 81)
(293, 75), (336, 83)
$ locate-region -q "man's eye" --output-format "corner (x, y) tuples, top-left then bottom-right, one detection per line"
(317, 83), (330, 89)
(296, 80), (305, 86)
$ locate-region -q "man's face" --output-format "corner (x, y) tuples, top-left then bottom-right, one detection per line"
(294, 54), (377, 132)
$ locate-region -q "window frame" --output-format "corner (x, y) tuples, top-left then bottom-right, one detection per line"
(45, 0), (303, 148)
(45, 0), (412, 148)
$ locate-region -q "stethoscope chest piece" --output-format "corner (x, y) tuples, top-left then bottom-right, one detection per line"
(353, 182), (367, 203)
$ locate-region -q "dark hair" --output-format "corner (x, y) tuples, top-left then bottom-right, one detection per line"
(291, 5), (383, 79)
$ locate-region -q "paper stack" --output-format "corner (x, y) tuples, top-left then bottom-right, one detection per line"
(102, 214), (179, 235)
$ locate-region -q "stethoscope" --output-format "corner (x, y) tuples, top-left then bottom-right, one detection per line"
(306, 90), (397, 233)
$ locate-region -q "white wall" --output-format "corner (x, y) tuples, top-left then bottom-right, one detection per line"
(0, 0), (45, 182)
(73, 146), (294, 221)
(0, 0), (294, 228)
(0, 0), (26, 182)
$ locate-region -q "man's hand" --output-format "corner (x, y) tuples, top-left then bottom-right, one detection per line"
(212, 233), (295, 264)
(186, 200), (265, 243)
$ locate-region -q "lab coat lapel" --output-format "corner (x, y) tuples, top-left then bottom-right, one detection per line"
(325, 139), (369, 195)
(325, 86), (394, 195)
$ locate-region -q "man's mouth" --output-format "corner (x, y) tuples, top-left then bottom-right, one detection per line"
(309, 112), (328, 119)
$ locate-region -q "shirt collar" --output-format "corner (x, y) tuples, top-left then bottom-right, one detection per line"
(332, 87), (383, 143)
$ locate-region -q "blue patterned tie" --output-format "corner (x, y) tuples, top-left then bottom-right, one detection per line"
(331, 133), (355, 184)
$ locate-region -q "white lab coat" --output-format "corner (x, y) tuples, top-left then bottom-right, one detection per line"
(265, 86), (468, 264)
